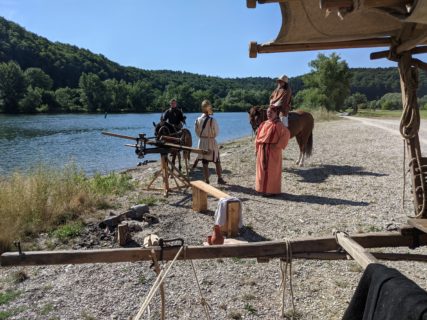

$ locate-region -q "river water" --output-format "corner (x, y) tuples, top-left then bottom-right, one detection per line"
(0, 112), (252, 175)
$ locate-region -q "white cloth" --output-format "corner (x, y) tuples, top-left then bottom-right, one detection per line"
(281, 115), (289, 127)
(214, 197), (243, 228)
(195, 114), (220, 162)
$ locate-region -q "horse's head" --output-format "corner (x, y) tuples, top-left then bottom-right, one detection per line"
(248, 106), (267, 134)
(153, 120), (176, 139)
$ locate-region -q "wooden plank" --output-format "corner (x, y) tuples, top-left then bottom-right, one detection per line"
(336, 232), (378, 269)
(408, 218), (427, 233)
(224, 201), (240, 237)
(3, 231), (427, 266)
(190, 180), (230, 199)
(192, 186), (207, 212)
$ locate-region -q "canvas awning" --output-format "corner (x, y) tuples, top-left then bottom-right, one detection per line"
(248, 0), (427, 57)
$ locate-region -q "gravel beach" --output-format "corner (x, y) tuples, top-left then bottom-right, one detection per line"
(2, 116), (427, 320)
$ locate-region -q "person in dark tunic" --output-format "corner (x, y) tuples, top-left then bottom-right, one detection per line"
(161, 98), (186, 131)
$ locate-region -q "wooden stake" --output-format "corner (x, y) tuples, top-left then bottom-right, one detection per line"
(117, 223), (129, 246)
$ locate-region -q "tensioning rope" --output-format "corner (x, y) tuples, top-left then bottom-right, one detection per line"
(280, 239), (296, 318)
(133, 246), (184, 320)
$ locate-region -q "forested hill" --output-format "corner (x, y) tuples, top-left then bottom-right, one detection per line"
(1, 16), (426, 114)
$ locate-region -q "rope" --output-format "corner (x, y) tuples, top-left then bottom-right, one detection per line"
(280, 239), (296, 318)
(398, 53), (426, 218)
(150, 250), (165, 320)
(189, 257), (212, 320)
(133, 246), (184, 320)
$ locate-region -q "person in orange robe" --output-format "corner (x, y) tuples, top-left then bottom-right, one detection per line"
(255, 105), (290, 196)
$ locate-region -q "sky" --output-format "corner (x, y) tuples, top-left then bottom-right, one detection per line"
(0, 0), (406, 79)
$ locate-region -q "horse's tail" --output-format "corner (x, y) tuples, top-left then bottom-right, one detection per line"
(305, 131), (313, 158)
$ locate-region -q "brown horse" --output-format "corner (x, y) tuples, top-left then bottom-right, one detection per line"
(153, 121), (192, 175)
(248, 106), (314, 166)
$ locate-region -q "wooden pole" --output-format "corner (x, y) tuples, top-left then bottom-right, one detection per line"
(249, 38), (392, 57)
(3, 231), (427, 266)
(335, 232), (378, 269)
(370, 46), (427, 60)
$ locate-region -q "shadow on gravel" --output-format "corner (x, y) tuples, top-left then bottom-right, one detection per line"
(239, 226), (270, 242)
(286, 165), (387, 183)
(220, 184), (369, 207)
(277, 192), (369, 207)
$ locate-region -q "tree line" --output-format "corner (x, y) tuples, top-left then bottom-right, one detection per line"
(1, 16), (426, 114)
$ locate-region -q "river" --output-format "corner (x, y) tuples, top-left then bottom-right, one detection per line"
(0, 112), (252, 175)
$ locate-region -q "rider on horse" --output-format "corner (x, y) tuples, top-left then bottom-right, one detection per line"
(161, 98), (186, 133)
(270, 75), (292, 127)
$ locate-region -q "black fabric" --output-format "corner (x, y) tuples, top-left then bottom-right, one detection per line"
(342, 263), (427, 320)
(162, 107), (185, 126)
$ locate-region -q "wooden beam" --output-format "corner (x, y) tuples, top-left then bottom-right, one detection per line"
(336, 232), (378, 268)
(408, 218), (427, 233)
(364, 0), (413, 7)
(2, 231), (427, 266)
(397, 30), (427, 54)
(293, 251), (427, 262)
(247, 0), (286, 7)
(250, 38), (391, 57)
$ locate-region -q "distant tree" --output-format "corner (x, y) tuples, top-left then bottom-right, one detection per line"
(104, 79), (129, 112)
(344, 92), (368, 114)
(379, 92), (402, 110)
(0, 61), (27, 113)
(303, 53), (351, 111)
(19, 86), (42, 113)
(24, 67), (53, 90)
(79, 73), (106, 112)
(55, 87), (83, 112)
(294, 88), (328, 110)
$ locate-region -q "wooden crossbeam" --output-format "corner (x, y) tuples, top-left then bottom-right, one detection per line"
(335, 232), (378, 268)
(249, 38), (391, 57)
(2, 231), (427, 267)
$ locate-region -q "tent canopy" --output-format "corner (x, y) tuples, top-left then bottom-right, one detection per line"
(249, 0), (427, 56)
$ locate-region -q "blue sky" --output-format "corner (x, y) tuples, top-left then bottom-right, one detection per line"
(1, 0), (402, 78)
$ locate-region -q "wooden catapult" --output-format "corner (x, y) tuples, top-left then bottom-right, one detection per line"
(102, 131), (208, 197)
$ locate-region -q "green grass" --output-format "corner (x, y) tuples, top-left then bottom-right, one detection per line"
(0, 307), (26, 320)
(40, 303), (54, 316)
(136, 195), (160, 206)
(90, 172), (135, 196)
(0, 164), (136, 253)
(356, 109), (427, 119)
(0, 290), (21, 305)
(51, 221), (84, 241)
(244, 303), (257, 315)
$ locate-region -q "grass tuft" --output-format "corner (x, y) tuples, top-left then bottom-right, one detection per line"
(0, 290), (21, 305)
(0, 164), (135, 253)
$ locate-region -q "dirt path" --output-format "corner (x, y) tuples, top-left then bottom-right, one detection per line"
(1, 118), (427, 320)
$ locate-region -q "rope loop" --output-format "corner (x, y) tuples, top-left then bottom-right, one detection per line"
(280, 239), (296, 318)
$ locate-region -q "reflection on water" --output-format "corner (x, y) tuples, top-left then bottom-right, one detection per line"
(0, 113), (251, 175)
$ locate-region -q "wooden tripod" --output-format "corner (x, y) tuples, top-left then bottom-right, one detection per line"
(145, 152), (190, 197)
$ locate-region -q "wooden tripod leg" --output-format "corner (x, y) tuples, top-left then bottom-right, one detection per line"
(146, 169), (163, 189)
(161, 154), (170, 197)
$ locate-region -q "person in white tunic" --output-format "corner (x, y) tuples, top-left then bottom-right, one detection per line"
(194, 100), (226, 185)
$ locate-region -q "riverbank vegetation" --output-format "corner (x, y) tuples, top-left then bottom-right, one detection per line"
(1, 17), (426, 115)
(0, 165), (135, 253)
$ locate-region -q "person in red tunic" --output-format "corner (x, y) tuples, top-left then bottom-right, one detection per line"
(255, 105), (290, 197)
